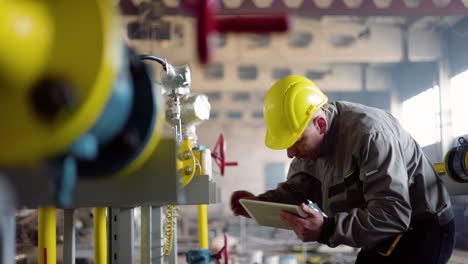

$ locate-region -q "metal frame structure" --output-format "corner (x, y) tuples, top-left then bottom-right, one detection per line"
(121, 0), (468, 16)
(2, 138), (217, 264)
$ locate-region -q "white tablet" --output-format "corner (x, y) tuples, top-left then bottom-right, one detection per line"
(239, 199), (307, 230)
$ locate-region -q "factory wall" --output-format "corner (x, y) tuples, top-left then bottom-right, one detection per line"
(449, 18), (468, 77)
(392, 61), (439, 101)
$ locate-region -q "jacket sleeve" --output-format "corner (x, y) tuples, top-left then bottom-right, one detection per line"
(321, 132), (412, 248)
(257, 159), (322, 206)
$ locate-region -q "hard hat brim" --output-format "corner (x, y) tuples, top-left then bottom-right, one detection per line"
(265, 126), (302, 150)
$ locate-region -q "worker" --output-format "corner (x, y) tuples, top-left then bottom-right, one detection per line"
(230, 76), (455, 263)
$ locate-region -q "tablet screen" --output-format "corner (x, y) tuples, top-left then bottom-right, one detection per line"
(239, 199), (307, 230)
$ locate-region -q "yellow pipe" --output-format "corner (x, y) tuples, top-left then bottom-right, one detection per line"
(38, 207), (56, 264)
(433, 162), (446, 174)
(94, 207), (107, 264)
(198, 204), (209, 249)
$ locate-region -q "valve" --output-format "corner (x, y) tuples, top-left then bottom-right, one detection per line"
(434, 137), (468, 183)
(186, 233), (230, 264)
(211, 134), (238, 176)
(211, 233), (229, 264)
(182, 0), (290, 64)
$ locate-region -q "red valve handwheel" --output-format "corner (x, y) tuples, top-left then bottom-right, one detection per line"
(184, 0), (290, 64)
(211, 134), (238, 176)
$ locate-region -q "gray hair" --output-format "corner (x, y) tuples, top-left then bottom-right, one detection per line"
(308, 105), (327, 127)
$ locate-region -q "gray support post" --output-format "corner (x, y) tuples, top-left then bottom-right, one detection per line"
(0, 175), (15, 264)
(63, 209), (76, 264)
(109, 208), (118, 264)
(109, 208), (134, 264)
(152, 207), (164, 264)
(239, 217), (247, 254)
(302, 243), (307, 264)
(141, 206), (152, 264)
(107, 208), (112, 264)
(0, 215), (15, 264)
(438, 57), (454, 153)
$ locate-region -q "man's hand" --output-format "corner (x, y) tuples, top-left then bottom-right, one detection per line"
(230, 190), (257, 218)
(279, 203), (324, 242)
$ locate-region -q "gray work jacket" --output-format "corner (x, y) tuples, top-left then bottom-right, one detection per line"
(257, 101), (453, 248)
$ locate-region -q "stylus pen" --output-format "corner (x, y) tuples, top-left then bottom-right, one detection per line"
(303, 199), (327, 217)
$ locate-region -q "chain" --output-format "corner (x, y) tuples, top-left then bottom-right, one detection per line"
(163, 205), (179, 256)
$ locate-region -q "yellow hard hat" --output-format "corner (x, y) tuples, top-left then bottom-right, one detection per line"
(264, 75), (328, 150)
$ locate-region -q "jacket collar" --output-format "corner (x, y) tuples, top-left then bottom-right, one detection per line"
(317, 102), (338, 158)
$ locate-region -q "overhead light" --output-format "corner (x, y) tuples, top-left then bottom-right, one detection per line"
(373, 0), (392, 8)
(403, 0), (421, 8)
(222, 0), (243, 8)
(162, 0), (179, 8)
(283, 0), (304, 8)
(343, 0), (363, 8)
(433, 0), (451, 8)
(253, 0), (274, 8)
(313, 0), (333, 8)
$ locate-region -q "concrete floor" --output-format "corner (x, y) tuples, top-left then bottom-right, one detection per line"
(177, 250), (468, 264)
(449, 249), (468, 264)
(15, 245), (468, 263)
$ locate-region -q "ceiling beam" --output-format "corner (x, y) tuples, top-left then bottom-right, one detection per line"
(152, 0), (468, 16)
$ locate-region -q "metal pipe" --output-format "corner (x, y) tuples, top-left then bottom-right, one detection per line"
(38, 207), (56, 264)
(94, 207), (107, 264)
(197, 204), (208, 249)
(140, 206), (151, 264)
(63, 209), (76, 264)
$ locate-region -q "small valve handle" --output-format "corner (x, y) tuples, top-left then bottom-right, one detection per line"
(211, 134), (238, 176)
(185, 0), (290, 64)
(212, 233), (229, 264)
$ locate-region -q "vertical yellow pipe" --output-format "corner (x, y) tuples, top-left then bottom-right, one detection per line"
(198, 204), (208, 249)
(94, 207), (107, 264)
(38, 206), (56, 264)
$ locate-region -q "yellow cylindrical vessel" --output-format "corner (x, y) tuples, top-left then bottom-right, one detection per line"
(0, 1), (53, 93)
(38, 207), (56, 264)
(94, 207), (107, 264)
(198, 204), (208, 249)
(0, 0), (119, 166)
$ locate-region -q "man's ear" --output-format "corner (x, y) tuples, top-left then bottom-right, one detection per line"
(315, 116), (328, 135)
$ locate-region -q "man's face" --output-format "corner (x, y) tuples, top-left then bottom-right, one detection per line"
(286, 119), (324, 162)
